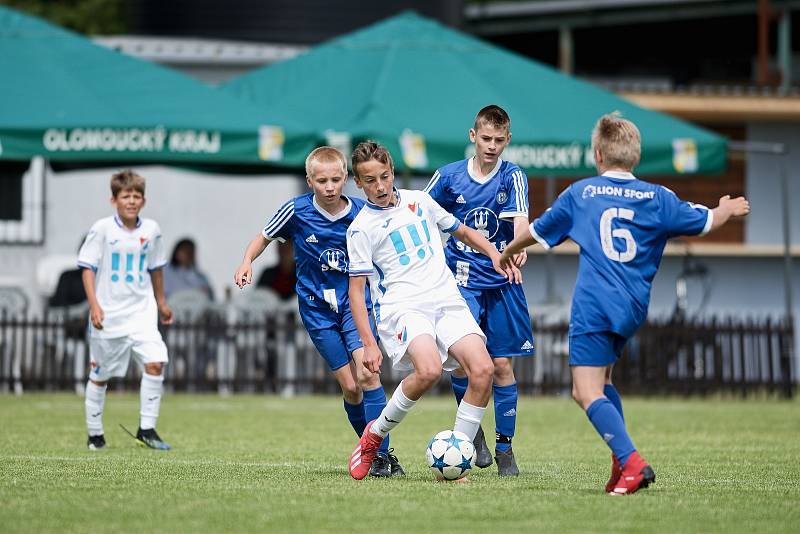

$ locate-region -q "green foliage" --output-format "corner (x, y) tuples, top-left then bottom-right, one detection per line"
(1, 394), (798, 533)
(0, 0), (127, 35)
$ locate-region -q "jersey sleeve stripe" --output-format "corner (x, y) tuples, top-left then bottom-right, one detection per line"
(77, 261), (97, 272)
(148, 260), (168, 271)
(423, 171), (441, 193)
(699, 207), (714, 236)
(349, 269), (373, 276)
(443, 220), (460, 234)
(263, 203), (294, 237)
(514, 170), (526, 213)
(529, 222), (551, 250)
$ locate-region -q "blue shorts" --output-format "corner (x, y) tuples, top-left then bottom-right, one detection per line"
(458, 284), (534, 358)
(300, 304), (378, 371)
(569, 331), (627, 367)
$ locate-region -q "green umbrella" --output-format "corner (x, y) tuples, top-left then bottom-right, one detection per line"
(223, 11), (726, 176)
(0, 5), (317, 166)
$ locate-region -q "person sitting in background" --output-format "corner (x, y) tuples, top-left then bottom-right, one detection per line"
(256, 240), (297, 300)
(163, 238), (214, 300)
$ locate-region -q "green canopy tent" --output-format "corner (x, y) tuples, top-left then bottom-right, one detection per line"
(222, 11), (726, 176)
(0, 5), (316, 167)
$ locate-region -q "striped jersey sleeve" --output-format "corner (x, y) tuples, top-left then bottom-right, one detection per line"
(262, 199), (295, 242)
(499, 165), (529, 219)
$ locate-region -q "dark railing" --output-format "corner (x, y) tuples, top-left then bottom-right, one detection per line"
(0, 309), (795, 398)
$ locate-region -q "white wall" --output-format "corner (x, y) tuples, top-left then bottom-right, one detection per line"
(0, 165), (304, 308)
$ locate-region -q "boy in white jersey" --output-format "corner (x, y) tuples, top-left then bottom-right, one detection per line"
(79, 170), (173, 450)
(346, 141), (522, 480)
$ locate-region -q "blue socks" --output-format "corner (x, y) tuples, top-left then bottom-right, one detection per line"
(452, 375), (518, 452)
(363, 386), (390, 456)
(343, 399), (366, 437)
(586, 397), (635, 466)
(493, 383), (517, 452)
(603, 384), (624, 422)
(450, 375), (468, 406)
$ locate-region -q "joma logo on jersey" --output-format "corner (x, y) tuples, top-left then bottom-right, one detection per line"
(319, 248), (348, 273)
(464, 207), (499, 240)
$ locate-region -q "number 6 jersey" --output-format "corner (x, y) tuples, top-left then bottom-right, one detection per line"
(531, 171), (712, 338)
(347, 189), (463, 316)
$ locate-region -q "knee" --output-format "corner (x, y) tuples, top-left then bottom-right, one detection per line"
(416, 362), (443, 388)
(493, 358), (514, 382)
(341, 382), (361, 401)
(144, 363), (163, 376)
(356, 366), (380, 389)
(468, 358), (494, 389)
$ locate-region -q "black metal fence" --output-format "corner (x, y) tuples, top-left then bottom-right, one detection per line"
(0, 308), (795, 397)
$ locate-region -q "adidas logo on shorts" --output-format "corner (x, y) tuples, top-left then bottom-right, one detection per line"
(520, 340), (533, 351)
(456, 195), (466, 204)
(305, 234), (318, 243)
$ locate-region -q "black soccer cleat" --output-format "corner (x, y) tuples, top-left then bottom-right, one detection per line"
(87, 434), (106, 450)
(472, 426), (493, 468)
(387, 448), (405, 477)
(135, 427), (172, 451)
(369, 453), (392, 477)
(495, 447), (520, 477)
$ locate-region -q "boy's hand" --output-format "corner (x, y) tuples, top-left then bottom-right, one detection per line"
(362, 345), (383, 374)
(719, 195), (750, 217)
(234, 262), (253, 289)
(159, 302), (174, 325)
(492, 252), (522, 284)
(89, 304), (104, 330)
(512, 249), (527, 268)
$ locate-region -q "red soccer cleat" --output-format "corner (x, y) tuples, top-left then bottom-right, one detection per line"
(609, 451), (656, 496)
(349, 420), (383, 480)
(604, 454), (622, 493)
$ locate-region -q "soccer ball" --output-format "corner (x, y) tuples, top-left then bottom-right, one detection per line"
(425, 430), (475, 480)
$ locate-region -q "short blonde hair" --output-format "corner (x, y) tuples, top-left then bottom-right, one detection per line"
(305, 146), (347, 178)
(110, 169), (145, 197)
(473, 104), (511, 132)
(591, 112), (641, 170)
(351, 140), (394, 176)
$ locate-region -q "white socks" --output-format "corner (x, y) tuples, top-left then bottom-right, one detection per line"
(454, 400), (486, 441)
(85, 381), (107, 436)
(139, 373), (164, 430)
(371, 382), (416, 438)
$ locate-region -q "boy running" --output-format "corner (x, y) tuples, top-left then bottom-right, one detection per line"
(346, 141), (521, 480)
(500, 112), (750, 494)
(234, 147), (403, 477)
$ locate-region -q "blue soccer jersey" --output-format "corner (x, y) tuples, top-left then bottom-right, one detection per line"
(424, 158), (528, 289)
(531, 171), (712, 338)
(263, 193), (367, 313)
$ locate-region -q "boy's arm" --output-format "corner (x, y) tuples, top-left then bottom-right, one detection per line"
(349, 276), (382, 373)
(499, 228), (538, 271)
(452, 224), (522, 284)
(81, 268), (104, 330)
(234, 234), (271, 288)
(149, 269), (174, 325)
(709, 195), (750, 232)
(511, 216), (530, 267)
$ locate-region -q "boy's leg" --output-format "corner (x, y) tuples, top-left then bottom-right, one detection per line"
(85, 378), (107, 449)
(447, 334), (494, 441)
(349, 335), (441, 480)
(85, 336), (128, 450)
(134, 339), (171, 450)
(572, 363), (654, 494)
(492, 357), (519, 476)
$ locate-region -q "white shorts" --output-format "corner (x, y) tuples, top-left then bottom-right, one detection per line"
(377, 297), (485, 373)
(89, 332), (168, 381)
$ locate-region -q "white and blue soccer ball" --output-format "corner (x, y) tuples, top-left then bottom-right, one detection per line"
(425, 430), (475, 480)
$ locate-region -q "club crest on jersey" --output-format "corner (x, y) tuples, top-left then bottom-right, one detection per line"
(407, 202), (422, 216)
(496, 190), (508, 204)
(140, 237), (150, 251)
(464, 207), (499, 240)
(319, 248), (348, 273)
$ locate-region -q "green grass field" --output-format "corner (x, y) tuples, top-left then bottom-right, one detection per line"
(1, 393), (798, 533)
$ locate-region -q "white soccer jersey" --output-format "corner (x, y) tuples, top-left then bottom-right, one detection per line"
(347, 189), (462, 318)
(78, 215), (167, 339)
